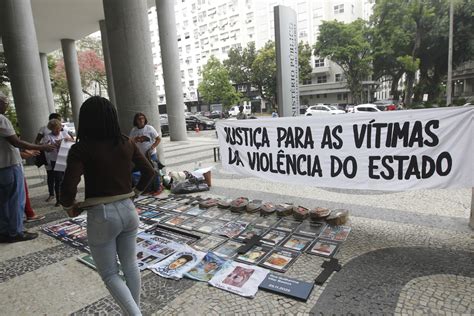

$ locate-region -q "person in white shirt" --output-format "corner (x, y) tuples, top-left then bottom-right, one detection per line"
(41, 119), (73, 206)
(35, 113), (72, 144)
(129, 112), (162, 165)
(0, 92), (54, 243)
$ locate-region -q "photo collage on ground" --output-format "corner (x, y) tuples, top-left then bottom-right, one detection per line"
(41, 194), (351, 298)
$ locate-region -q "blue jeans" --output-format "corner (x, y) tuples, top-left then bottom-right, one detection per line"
(0, 165), (25, 236)
(87, 199), (141, 315)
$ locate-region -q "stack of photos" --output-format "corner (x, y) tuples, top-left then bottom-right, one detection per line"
(236, 225), (266, 241)
(148, 225), (200, 245)
(307, 239), (340, 258)
(196, 219), (225, 234)
(319, 225), (351, 242)
(235, 245), (271, 265)
(274, 219), (302, 232)
(148, 245), (206, 280)
(214, 221), (248, 238)
(212, 240), (243, 259)
(260, 229), (290, 246)
(259, 248), (300, 272)
(281, 234), (313, 252)
(208, 261), (270, 298)
(191, 235), (227, 252)
(185, 252), (229, 282)
(294, 221), (326, 238)
(136, 232), (184, 270)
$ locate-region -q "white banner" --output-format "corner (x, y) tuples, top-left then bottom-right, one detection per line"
(216, 107), (474, 191)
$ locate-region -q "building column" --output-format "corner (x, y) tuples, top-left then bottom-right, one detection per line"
(0, 0), (50, 142)
(99, 20), (116, 106)
(39, 53), (55, 114)
(156, 0), (187, 141)
(103, 0), (164, 163)
(470, 188), (474, 230)
(60, 39), (83, 124)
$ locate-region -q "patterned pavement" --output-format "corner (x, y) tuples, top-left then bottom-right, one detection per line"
(0, 130), (472, 315)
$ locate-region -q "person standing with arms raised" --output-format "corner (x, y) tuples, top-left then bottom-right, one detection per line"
(60, 96), (155, 315)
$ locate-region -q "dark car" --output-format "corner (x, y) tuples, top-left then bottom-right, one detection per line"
(185, 115), (216, 130)
(207, 110), (223, 119)
(160, 114), (169, 136)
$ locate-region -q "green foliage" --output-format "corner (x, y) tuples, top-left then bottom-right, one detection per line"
(198, 56), (241, 108)
(298, 41), (312, 84)
(251, 41), (277, 107)
(314, 19), (372, 104)
(0, 52), (9, 87)
(223, 42), (256, 84)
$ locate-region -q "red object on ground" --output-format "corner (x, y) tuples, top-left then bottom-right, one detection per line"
(195, 124), (200, 133)
(24, 179), (35, 218)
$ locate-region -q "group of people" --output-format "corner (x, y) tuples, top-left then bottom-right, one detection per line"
(1, 94), (163, 315)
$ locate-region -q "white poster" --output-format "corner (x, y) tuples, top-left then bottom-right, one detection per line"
(54, 140), (74, 172)
(216, 107), (474, 191)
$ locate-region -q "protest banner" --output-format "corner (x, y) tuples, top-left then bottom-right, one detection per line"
(216, 107), (473, 191)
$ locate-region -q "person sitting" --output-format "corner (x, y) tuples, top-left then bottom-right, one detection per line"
(129, 112), (163, 166)
(236, 105), (247, 120)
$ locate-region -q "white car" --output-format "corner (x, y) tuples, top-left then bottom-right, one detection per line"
(353, 104), (382, 113)
(305, 104), (345, 116)
(228, 105), (251, 116)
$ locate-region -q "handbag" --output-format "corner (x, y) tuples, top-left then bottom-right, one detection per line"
(34, 151), (47, 168)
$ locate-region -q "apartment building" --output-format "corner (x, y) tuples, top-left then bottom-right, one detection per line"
(148, 0), (375, 111)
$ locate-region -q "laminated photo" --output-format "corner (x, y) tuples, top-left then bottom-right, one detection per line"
(308, 239), (340, 258)
(294, 221), (327, 237)
(236, 225), (266, 241)
(261, 229), (289, 246)
(185, 206), (207, 216)
(148, 245), (205, 279)
(164, 214), (192, 226)
(185, 252), (229, 282)
(253, 216), (279, 229)
(274, 219), (302, 232)
(259, 248), (300, 272)
(281, 234), (313, 251)
(208, 262), (269, 298)
(180, 217), (207, 231)
(213, 221), (248, 238)
(196, 220), (225, 234)
(212, 240), (243, 259)
(191, 235), (227, 252)
(235, 245), (271, 265)
(319, 226), (351, 242)
(201, 207), (225, 219)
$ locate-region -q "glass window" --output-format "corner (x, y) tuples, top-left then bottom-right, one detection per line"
(317, 76), (327, 83)
(314, 59), (325, 67)
(334, 4), (344, 14)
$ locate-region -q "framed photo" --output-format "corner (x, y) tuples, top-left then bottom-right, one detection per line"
(259, 248), (300, 272)
(213, 221), (248, 238)
(191, 235), (227, 252)
(235, 245), (271, 265)
(294, 221), (326, 238)
(201, 207), (225, 219)
(281, 234), (313, 251)
(319, 225), (351, 242)
(260, 229), (290, 246)
(180, 217), (207, 231)
(253, 216), (279, 229)
(274, 219), (302, 232)
(163, 214), (192, 227)
(307, 239), (340, 258)
(196, 220), (226, 234)
(185, 206), (207, 216)
(236, 225), (266, 241)
(218, 212), (241, 222)
(148, 225), (200, 245)
(212, 240), (244, 259)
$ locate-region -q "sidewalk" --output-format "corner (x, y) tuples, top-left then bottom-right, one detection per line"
(1, 131), (473, 315)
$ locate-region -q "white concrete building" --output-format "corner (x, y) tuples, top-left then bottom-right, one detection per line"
(148, 0), (376, 110)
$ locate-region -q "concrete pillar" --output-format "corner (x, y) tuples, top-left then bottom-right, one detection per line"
(470, 188), (474, 230)
(0, 0), (50, 142)
(103, 0), (165, 163)
(61, 39), (83, 125)
(99, 20), (116, 106)
(156, 0), (187, 141)
(39, 53), (56, 114)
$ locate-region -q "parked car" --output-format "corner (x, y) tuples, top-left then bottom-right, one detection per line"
(353, 104), (382, 113)
(373, 99), (398, 111)
(185, 115), (216, 130)
(160, 114), (169, 136)
(305, 104), (345, 116)
(228, 105), (251, 116)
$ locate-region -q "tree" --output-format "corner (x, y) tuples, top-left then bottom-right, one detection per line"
(251, 41), (277, 108)
(223, 42), (256, 84)
(78, 50), (107, 97)
(0, 52), (9, 88)
(198, 56), (241, 108)
(298, 41), (312, 84)
(50, 58), (72, 120)
(314, 19), (372, 105)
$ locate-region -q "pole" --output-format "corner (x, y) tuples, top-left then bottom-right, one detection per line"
(446, 0), (454, 106)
